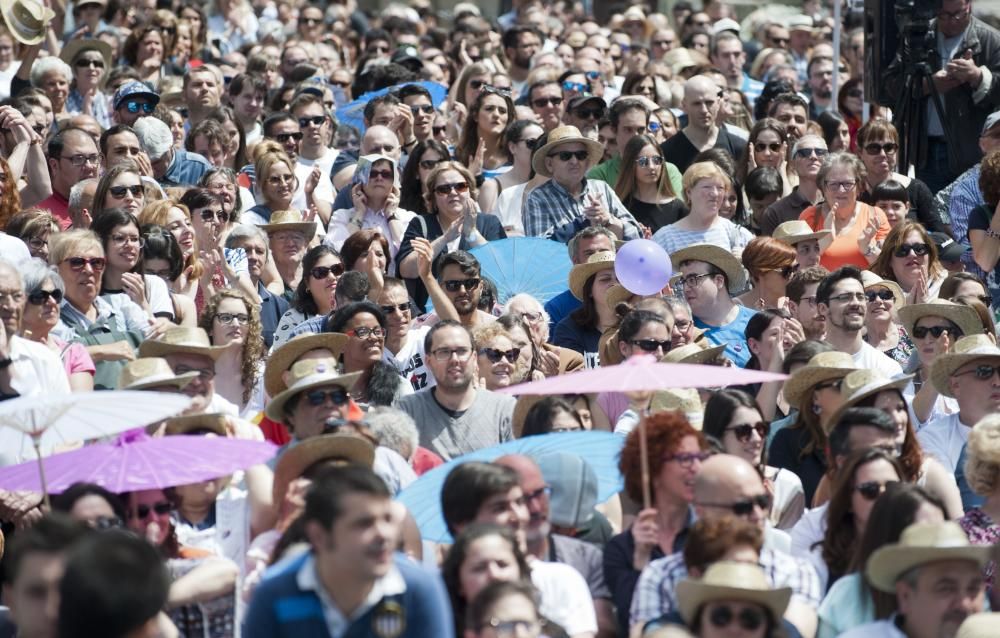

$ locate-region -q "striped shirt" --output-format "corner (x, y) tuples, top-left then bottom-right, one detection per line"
(523, 178), (641, 240)
(651, 218), (754, 256)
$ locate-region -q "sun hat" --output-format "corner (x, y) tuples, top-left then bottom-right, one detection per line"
(822, 369), (915, 434)
(531, 125), (604, 178)
(662, 343), (726, 365)
(272, 433), (375, 505)
(118, 357), (199, 391)
(773, 220), (831, 246)
(677, 561), (792, 625)
(786, 14), (816, 32)
(265, 333), (350, 398)
(537, 452), (598, 528)
(60, 38), (112, 71)
(138, 326), (227, 360)
(163, 413), (229, 437)
(670, 244), (748, 294)
(607, 284), (638, 310)
(265, 358), (362, 423)
(568, 250), (615, 301)
(783, 351), (858, 408)
(930, 335), (1000, 398)
(711, 17), (741, 36)
(957, 613), (1000, 638)
(112, 80), (160, 110)
(650, 387), (704, 427)
(866, 521), (990, 593)
(622, 6), (646, 22)
(898, 299), (984, 342)
(1, 0), (54, 45)
(258, 209), (317, 242)
(859, 270), (906, 309)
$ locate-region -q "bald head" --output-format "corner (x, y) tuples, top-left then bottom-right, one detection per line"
(693, 454), (768, 527)
(495, 455), (550, 543)
(682, 75), (722, 130)
(361, 125), (401, 162)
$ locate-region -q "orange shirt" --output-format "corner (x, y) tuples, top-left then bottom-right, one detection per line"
(799, 202), (890, 270)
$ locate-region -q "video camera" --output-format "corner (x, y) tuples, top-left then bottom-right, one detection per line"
(894, 0), (942, 67)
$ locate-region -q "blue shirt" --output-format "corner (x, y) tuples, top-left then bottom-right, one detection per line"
(741, 73), (764, 110)
(161, 148), (212, 187)
(695, 304), (757, 367)
(543, 288), (581, 336)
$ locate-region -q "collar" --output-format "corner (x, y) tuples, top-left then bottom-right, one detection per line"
(548, 177), (591, 199)
(296, 553), (407, 621)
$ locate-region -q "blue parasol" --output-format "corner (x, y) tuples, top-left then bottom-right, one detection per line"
(335, 81), (449, 133)
(396, 431), (623, 542)
(469, 237), (572, 306)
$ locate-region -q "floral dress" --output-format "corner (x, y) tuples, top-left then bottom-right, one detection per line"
(959, 508), (999, 589)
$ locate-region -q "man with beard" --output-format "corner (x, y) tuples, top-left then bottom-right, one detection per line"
(806, 56), (835, 119)
(38, 128), (102, 228)
(768, 93), (810, 142)
(503, 26), (543, 96)
(786, 266), (829, 341)
(815, 266), (902, 377)
(245, 466), (453, 637)
(661, 75), (745, 174)
(396, 321), (515, 460)
(418, 250), (496, 330)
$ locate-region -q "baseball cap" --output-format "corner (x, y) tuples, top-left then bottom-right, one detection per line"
(113, 81), (159, 110)
(930, 231), (970, 263)
(391, 45), (423, 70)
(568, 94), (607, 111)
(712, 18), (741, 36)
(537, 452), (598, 529)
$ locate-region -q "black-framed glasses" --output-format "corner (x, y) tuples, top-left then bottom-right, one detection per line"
(310, 264), (345, 279)
(469, 79), (487, 90)
(677, 272), (714, 288)
(348, 326), (385, 339)
(856, 480), (899, 501)
(199, 209), (227, 223)
(863, 142), (898, 155)
(725, 422), (769, 443)
(298, 115), (325, 128)
(442, 278), (480, 292)
(792, 147), (828, 159)
(866, 289), (895, 303)
(434, 181), (470, 195)
(699, 493), (772, 516)
(75, 58), (105, 69)
(430, 347), (473, 361)
(479, 347), (520, 363)
(432, 125), (447, 135)
(912, 324), (962, 340)
(663, 451), (710, 468)
(532, 96), (563, 108)
(275, 132), (303, 143)
(27, 288), (63, 305)
(754, 142), (782, 153)
(636, 156), (664, 168)
(109, 184), (144, 199)
(298, 16), (321, 25)
(130, 501), (172, 520)
(124, 101), (155, 114)
(549, 150), (590, 161)
(305, 388), (349, 406)
(629, 338), (671, 353)
(957, 364), (1000, 381)
(893, 242), (930, 258)
(709, 605), (765, 631)
(521, 137), (540, 149)
(216, 312), (249, 325)
(61, 153), (100, 166)
(380, 302), (410, 315)
(64, 256), (106, 272)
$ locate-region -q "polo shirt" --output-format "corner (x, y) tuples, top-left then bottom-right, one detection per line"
(160, 149), (212, 187)
(759, 187), (813, 236)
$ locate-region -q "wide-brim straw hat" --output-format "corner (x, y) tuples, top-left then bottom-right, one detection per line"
(898, 299), (984, 341)
(773, 220), (831, 246)
(510, 392), (598, 438)
(930, 334), (1000, 398)
(59, 37), (112, 70)
(677, 561), (792, 625)
(118, 357), (199, 391)
(607, 284), (638, 310)
(783, 351), (858, 408)
(569, 250), (615, 301)
(670, 244), (747, 294)
(859, 270), (906, 309)
(531, 125), (603, 178)
(957, 613), (1000, 638)
(662, 343), (726, 365)
(650, 387), (704, 428)
(866, 521), (990, 593)
(822, 369), (914, 434)
(265, 333), (350, 398)
(272, 434), (375, 504)
(1, 0), (54, 45)
(265, 358), (362, 423)
(138, 327), (227, 360)
(259, 209), (317, 242)
(598, 327), (624, 367)
(163, 413), (229, 437)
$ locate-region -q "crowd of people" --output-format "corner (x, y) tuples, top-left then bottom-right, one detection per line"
(0, 0), (999, 636)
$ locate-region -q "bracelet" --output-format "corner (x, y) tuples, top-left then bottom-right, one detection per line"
(986, 228), (1000, 240)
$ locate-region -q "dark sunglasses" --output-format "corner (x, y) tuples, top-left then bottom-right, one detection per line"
(549, 150), (590, 161)
(64, 256), (106, 272)
(855, 480), (898, 501)
(298, 115), (325, 128)
(125, 100), (156, 114)
(479, 347), (521, 363)
(573, 108), (604, 120)
(792, 147), (828, 159)
(275, 132), (303, 143)
(754, 142), (782, 153)
(629, 338), (671, 353)
(866, 289), (895, 303)
(369, 168), (394, 181)
(410, 104), (435, 115)
(380, 302), (410, 315)
(75, 58), (105, 69)
(912, 324), (962, 339)
(532, 96), (563, 108)
(310, 264), (345, 279)
(443, 278), (480, 292)
(864, 142), (898, 155)
(434, 181), (470, 195)
(847, 88), (864, 98)
(305, 388), (349, 406)
(432, 125), (447, 135)
(131, 501), (171, 520)
(709, 605), (765, 632)
(959, 364), (1000, 381)
(109, 184), (144, 198)
(725, 421), (769, 443)
(521, 137), (540, 149)
(469, 79), (487, 90)
(893, 242), (930, 258)
(298, 16), (321, 25)
(27, 288), (64, 305)
(701, 493), (772, 516)
(199, 209), (228, 223)
(636, 156), (664, 168)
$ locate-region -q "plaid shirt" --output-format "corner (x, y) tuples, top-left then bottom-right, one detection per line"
(522, 178), (641, 240)
(629, 547), (822, 629)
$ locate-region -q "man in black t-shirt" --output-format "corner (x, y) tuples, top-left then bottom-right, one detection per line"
(660, 75), (745, 173)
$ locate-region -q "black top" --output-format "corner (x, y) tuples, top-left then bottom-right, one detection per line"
(859, 176), (945, 233)
(660, 127), (747, 174)
(768, 425), (828, 506)
(623, 197), (689, 234)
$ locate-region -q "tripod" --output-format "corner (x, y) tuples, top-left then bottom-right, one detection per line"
(892, 57), (958, 176)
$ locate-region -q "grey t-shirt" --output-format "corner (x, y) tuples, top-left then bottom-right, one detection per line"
(550, 533), (611, 600)
(396, 388), (515, 460)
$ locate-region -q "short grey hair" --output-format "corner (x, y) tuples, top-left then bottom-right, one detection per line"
(566, 226), (616, 263)
(365, 406), (419, 461)
(133, 116), (173, 160)
(816, 151), (867, 189)
(30, 57), (72, 88)
(0, 259), (22, 288)
(17, 258), (64, 295)
(662, 295), (691, 317)
(226, 224), (269, 250)
(791, 134), (827, 158)
(68, 178), (99, 213)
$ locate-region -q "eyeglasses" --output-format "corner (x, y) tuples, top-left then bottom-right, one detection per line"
(754, 142), (782, 153)
(521, 137), (540, 149)
(793, 147), (828, 159)
(109, 184), (144, 199)
(409, 104), (435, 115)
(75, 58), (105, 69)
(479, 347), (521, 363)
(298, 16), (321, 25)
(124, 101), (155, 114)
(663, 451), (711, 469)
(305, 388), (349, 406)
(725, 421), (769, 443)
(562, 81), (589, 93)
(61, 153), (100, 166)
(268, 174), (295, 186)
(130, 501), (172, 520)
(829, 292), (866, 303)
(549, 150), (590, 161)
(863, 142), (898, 155)
(431, 346), (473, 361)
(698, 493), (772, 516)
(216, 312), (249, 325)
(348, 326), (385, 339)
(419, 158), (445, 170)
(709, 606), (765, 632)
(532, 96), (563, 108)
(770, 36), (790, 45)
(63, 256), (106, 272)
(957, 364), (1000, 381)
(939, 5), (971, 21)
(636, 156), (664, 168)
(434, 181), (470, 195)
(111, 233), (144, 247)
(893, 242), (930, 257)
(310, 264), (345, 279)
(855, 480), (899, 501)
(27, 288), (63, 305)
(572, 108), (604, 120)
(443, 278), (480, 292)
(369, 168), (393, 181)
(379, 302), (410, 315)
(275, 132), (303, 143)
(767, 265), (796, 279)
(677, 272), (714, 288)
(199, 209), (228, 223)
(866, 289), (895, 303)
(652, 39), (674, 47)
(298, 115), (325, 128)
(629, 338), (671, 353)
(912, 324), (962, 339)
(847, 89), (864, 98)
(825, 179), (857, 191)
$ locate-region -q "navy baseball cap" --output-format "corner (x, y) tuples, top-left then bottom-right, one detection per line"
(113, 81), (160, 110)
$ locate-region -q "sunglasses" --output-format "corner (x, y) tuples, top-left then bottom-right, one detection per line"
(419, 158), (445, 170)
(410, 104), (435, 115)
(369, 168), (393, 181)
(958, 364), (1000, 381)
(27, 288), (63, 305)
(521, 137), (540, 149)
(573, 108), (604, 120)
(648, 121), (661, 132)
(793, 147), (829, 159)
(199, 209), (228, 223)
(479, 347), (521, 363)
(848, 88), (864, 98)
(709, 606), (765, 632)
(380, 302), (410, 315)
(562, 81), (589, 93)
(636, 156), (664, 168)
(855, 480), (899, 501)
(305, 388), (349, 406)
(310, 264), (345, 279)
(754, 142), (782, 153)
(532, 96), (563, 108)
(893, 242), (930, 258)
(443, 278), (480, 292)
(434, 181), (470, 195)
(348, 326), (385, 339)
(275, 132), (303, 143)
(469, 79), (487, 90)
(866, 289), (895, 303)
(767, 265), (796, 279)
(298, 115), (325, 128)
(725, 421), (769, 443)
(549, 150), (590, 161)
(700, 493), (772, 516)
(109, 184), (144, 199)
(912, 324), (962, 339)
(629, 338), (671, 353)
(432, 125), (447, 135)
(64, 256), (106, 272)
(130, 501), (172, 520)
(75, 58), (105, 69)
(124, 100), (156, 114)
(863, 142), (898, 155)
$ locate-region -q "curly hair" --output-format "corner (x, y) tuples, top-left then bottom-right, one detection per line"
(197, 290), (263, 406)
(620, 411), (706, 503)
(869, 221), (944, 284)
(121, 23), (164, 67)
(980, 150), (1000, 208)
(964, 414), (1000, 497)
(0, 157), (22, 230)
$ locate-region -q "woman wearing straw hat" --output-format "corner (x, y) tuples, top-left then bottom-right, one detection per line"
(676, 561), (791, 638)
(552, 250), (618, 368)
(860, 271), (912, 366)
(773, 220), (830, 270)
(61, 38), (112, 128)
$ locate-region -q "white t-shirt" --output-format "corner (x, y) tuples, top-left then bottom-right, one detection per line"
(494, 182), (528, 236)
(530, 559), (598, 636)
(840, 618), (908, 638)
(144, 274), (173, 319)
(383, 325), (436, 392)
(851, 341), (904, 378)
(917, 412), (971, 473)
(903, 378), (959, 431)
(790, 504), (828, 590)
(294, 148), (338, 218)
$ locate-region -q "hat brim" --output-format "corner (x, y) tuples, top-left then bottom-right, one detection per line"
(265, 371), (363, 423)
(59, 37), (112, 70)
(662, 343), (726, 365)
(775, 229), (831, 246)
(2, 0), (55, 45)
(822, 374), (914, 434)
(867, 545), (990, 593)
(671, 245), (747, 294)
(272, 434), (375, 504)
(931, 351), (1000, 398)
(258, 221), (318, 242)
(138, 340), (228, 361)
(568, 257), (616, 301)
(784, 365), (857, 409)
(124, 370), (200, 391)
(265, 333), (350, 398)
(163, 413), (229, 437)
(863, 279), (906, 310)
(532, 136), (604, 178)
(677, 580), (792, 625)
(898, 303), (984, 343)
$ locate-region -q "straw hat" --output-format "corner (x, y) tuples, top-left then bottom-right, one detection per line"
(510, 392), (596, 438)
(569, 250), (615, 301)
(859, 270), (906, 309)
(930, 335), (1000, 398)
(677, 561), (792, 625)
(607, 284), (638, 310)
(822, 369), (914, 434)
(265, 333), (350, 398)
(118, 357), (199, 391)
(670, 244), (747, 294)
(662, 343), (726, 365)
(898, 299), (984, 341)
(598, 327), (624, 367)
(59, 37), (112, 70)
(531, 125), (603, 177)
(650, 388), (704, 428)
(783, 351), (858, 408)
(773, 220), (831, 246)
(957, 613), (1000, 638)
(622, 5), (646, 22)
(258, 209), (317, 241)
(1, 0), (54, 45)
(163, 413), (229, 437)
(138, 327), (227, 360)
(272, 433), (375, 504)
(265, 358), (362, 422)
(866, 521), (990, 593)
(787, 14), (816, 32)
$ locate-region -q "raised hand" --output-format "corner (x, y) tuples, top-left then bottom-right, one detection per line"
(413, 237), (435, 279)
(351, 183), (368, 214)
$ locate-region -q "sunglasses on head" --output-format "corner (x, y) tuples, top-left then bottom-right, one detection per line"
(131, 501), (171, 520)
(754, 142), (782, 153)
(550, 150), (590, 162)
(305, 388), (349, 406)
(709, 606), (765, 632)
(109, 184), (144, 199)
(629, 338), (671, 353)
(479, 347), (520, 363)
(855, 480), (898, 501)
(893, 242), (930, 258)
(726, 421), (769, 443)
(124, 100), (155, 114)
(275, 132), (303, 143)
(443, 278), (480, 292)
(27, 288), (63, 305)
(310, 264), (345, 279)
(64, 256), (106, 272)
(434, 181), (470, 195)
(864, 142), (898, 155)
(912, 324), (961, 339)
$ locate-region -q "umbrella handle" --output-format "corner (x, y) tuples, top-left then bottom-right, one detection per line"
(31, 437), (50, 511)
(639, 409), (651, 510)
